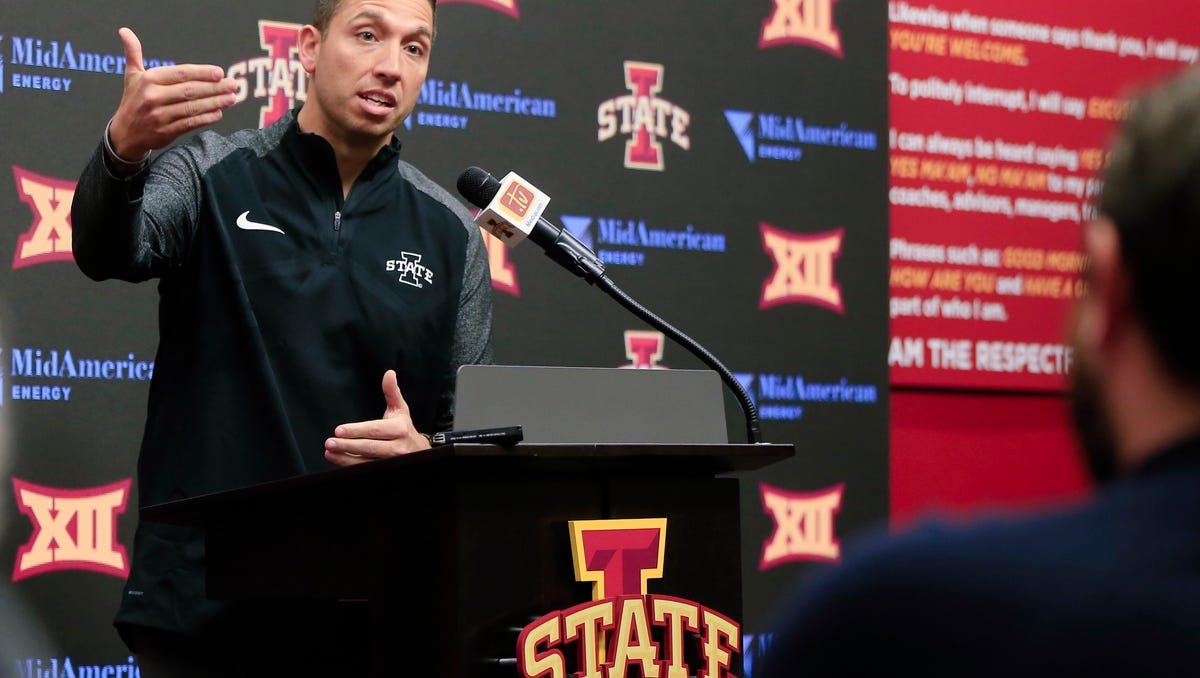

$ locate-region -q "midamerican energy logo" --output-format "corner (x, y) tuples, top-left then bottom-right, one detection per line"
(3, 33), (176, 94)
(759, 0), (843, 56)
(732, 372), (878, 421)
(229, 21), (307, 129)
(12, 167), (75, 269)
(760, 223), (844, 312)
(15, 656), (141, 678)
(410, 77), (556, 132)
(759, 482), (843, 570)
(518, 519), (741, 678)
(597, 62), (691, 171)
(441, 0), (520, 17)
(1, 346), (155, 406)
(561, 214), (725, 267)
(725, 110), (878, 163)
(12, 478), (132, 581)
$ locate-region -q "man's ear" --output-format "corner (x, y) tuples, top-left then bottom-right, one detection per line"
(298, 25), (322, 75)
(1085, 218), (1132, 353)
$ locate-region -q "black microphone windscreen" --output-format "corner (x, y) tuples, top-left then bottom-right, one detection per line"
(457, 167), (502, 209)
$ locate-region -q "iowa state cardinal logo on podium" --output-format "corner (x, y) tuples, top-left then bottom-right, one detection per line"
(517, 518), (741, 678)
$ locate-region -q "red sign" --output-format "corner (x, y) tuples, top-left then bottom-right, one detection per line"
(888, 1), (1200, 390)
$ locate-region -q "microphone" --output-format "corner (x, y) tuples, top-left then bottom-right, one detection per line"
(456, 166), (764, 445)
(457, 167), (606, 283)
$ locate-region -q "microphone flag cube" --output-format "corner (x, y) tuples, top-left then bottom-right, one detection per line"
(473, 171), (550, 247)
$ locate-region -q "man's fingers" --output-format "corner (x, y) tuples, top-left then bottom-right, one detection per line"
(381, 370), (410, 417)
(119, 29), (225, 84)
(160, 107), (227, 139)
(325, 371), (422, 465)
(139, 77), (237, 108)
(324, 448), (372, 467)
(119, 27), (145, 75)
(144, 65), (229, 87)
(332, 417), (414, 442)
(153, 90), (237, 122)
(140, 105), (225, 144)
(113, 27), (234, 153)
(167, 64), (226, 86)
(325, 437), (399, 459)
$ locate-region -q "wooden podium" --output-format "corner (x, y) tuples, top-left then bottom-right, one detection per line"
(142, 443), (791, 676)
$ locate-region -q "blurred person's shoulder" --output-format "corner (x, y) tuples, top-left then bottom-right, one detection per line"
(759, 457), (1200, 677)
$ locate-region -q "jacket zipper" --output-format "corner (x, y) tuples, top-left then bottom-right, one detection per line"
(333, 210), (342, 248)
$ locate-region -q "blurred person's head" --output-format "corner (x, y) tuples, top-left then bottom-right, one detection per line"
(1072, 66), (1200, 482)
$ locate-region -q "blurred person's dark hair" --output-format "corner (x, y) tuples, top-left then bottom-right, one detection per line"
(1099, 68), (1200, 388)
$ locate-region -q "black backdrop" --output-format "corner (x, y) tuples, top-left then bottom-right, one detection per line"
(0, 1), (887, 672)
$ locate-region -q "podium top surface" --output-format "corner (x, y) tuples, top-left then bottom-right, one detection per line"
(142, 442), (793, 526)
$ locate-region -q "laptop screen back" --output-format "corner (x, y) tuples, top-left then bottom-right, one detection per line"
(453, 365), (728, 444)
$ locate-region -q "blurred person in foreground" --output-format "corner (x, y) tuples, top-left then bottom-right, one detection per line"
(758, 67), (1200, 676)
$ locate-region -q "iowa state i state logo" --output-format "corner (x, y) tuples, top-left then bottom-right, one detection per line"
(518, 518), (741, 678)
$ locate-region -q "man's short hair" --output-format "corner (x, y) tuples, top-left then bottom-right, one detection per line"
(1099, 67), (1200, 387)
(312, 0), (437, 33)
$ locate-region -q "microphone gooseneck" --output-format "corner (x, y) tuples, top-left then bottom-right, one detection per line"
(593, 276), (762, 444)
(456, 166), (764, 444)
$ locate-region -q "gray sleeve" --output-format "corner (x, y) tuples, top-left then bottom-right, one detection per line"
(397, 161), (496, 432)
(436, 203), (496, 431)
(71, 131), (235, 282)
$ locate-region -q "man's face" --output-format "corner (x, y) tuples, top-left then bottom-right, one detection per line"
(1068, 222), (1120, 484)
(301, 0), (433, 145)
(1069, 343), (1119, 484)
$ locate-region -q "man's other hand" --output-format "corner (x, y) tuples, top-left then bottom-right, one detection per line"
(107, 27), (240, 160)
(324, 370), (432, 466)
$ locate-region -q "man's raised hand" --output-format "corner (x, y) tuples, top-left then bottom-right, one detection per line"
(107, 27), (240, 160)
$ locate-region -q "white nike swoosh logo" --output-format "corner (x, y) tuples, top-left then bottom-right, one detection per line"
(236, 211), (286, 235)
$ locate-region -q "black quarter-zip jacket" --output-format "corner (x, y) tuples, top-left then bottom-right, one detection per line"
(72, 110), (494, 631)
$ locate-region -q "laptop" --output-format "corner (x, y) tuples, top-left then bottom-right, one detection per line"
(452, 365), (728, 444)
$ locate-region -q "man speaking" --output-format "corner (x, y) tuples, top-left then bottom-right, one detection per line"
(70, 0), (493, 674)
